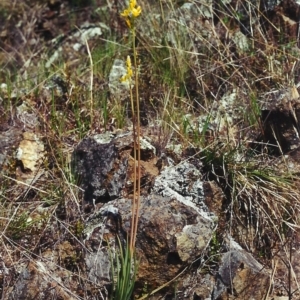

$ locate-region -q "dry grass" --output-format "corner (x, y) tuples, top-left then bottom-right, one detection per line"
(1, 0), (300, 298)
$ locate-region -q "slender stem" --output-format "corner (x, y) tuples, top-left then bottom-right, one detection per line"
(132, 27), (141, 251)
(129, 74), (137, 254)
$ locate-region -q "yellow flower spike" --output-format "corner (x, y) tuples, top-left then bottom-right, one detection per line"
(126, 56), (133, 75)
(121, 0), (142, 28)
(129, 0), (141, 17)
(120, 55), (133, 83)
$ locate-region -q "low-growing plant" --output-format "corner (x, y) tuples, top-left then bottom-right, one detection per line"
(110, 236), (138, 300)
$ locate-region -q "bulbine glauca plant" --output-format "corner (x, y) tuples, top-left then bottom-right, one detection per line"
(110, 1), (142, 299)
(120, 0), (142, 254)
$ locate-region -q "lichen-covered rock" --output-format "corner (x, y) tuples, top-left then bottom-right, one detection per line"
(72, 132), (157, 203)
(84, 193), (216, 295)
(83, 155), (217, 297)
(152, 161), (215, 220)
(0, 99), (41, 173)
(212, 250), (270, 300)
(165, 2), (214, 49)
(75, 131), (221, 297)
(72, 132), (130, 203)
(16, 101), (40, 130)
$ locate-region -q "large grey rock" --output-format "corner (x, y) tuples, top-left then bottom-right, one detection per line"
(72, 132), (130, 203)
(72, 132), (157, 203)
(84, 193), (216, 294)
(212, 250), (270, 300)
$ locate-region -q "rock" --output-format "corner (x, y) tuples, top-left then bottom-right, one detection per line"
(175, 223), (211, 262)
(44, 75), (69, 99)
(212, 250), (270, 300)
(72, 132), (157, 203)
(262, 85), (300, 153)
(152, 161), (215, 220)
(232, 31), (249, 52)
(6, 243), (80, 300)
(83, 153), (217, 296)
(85, 249), (111, 286)
(15, 132), (46, 184)
(84, 193), (216, 295)
(0, 99), (41, 173)
(203, 181), (225, 216)
(165, 2), (213, 50)
(72, 132), (127, 203)
(75, 131), (220, 296)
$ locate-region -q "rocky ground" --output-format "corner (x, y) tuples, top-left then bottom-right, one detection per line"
(2, 0), (300, 299)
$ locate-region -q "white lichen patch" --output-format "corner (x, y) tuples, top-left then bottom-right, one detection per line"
(140, 137), (156, 155)
(73, 25), (106, 44)
(153, 161), (216, 221)
(166, 143), (182, 157)
(93, 132), (114, 144)
(45, 46), (62, 68)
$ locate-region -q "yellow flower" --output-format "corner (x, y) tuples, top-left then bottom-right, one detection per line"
(120, 56), (133, 82)
(126, 56), (133, 76)
(121, 0), (142, 28)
